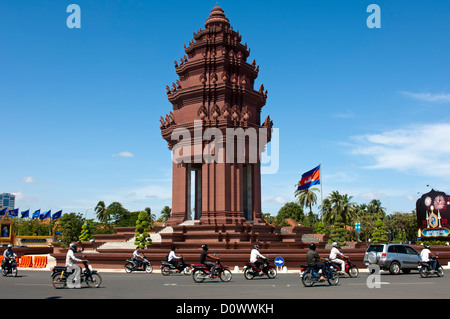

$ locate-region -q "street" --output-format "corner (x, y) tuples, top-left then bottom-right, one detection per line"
(1, 269), (448, 300)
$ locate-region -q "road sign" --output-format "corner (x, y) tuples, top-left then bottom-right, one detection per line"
(274, 257), (285, 267)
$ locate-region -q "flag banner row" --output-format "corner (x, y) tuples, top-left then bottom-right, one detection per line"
(0, 208), (62, 220)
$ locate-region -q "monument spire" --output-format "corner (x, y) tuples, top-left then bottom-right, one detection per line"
(161, 6), (271, 226)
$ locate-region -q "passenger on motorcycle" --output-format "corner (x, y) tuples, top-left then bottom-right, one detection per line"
(66, 243), (84, 288)
(2, 244), (17, 270)
(329, 242), (346, 275)
(132, 248), (145, 268)
(420, 244), (437, 272)
(306, 243), (326, 281)
(250, 244), (267, 275)
(168, 246), (182, 271)
(200, 244), (219, 278)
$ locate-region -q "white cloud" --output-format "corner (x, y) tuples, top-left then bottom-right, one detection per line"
(350, 123), (450, 177)
(113, 151), (134, 158)
(399, 91), (450, 102)
(22, 176), (36, 183)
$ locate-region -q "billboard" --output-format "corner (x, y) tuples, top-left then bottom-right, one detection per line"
(416, 189), (450, 240)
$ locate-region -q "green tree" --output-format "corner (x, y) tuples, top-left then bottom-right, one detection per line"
(95, 201), (108, 223)
(134, 211), (153, 249)
(295, 187), (319, 214)
(371, 219), (388, 243)
(314, 221), (329, 234)
(329, 215), (349, 245)
(57, 212), (85, 245)
(157, 206), (172, 222)
(106, 202), (130, 225)
(275, 202), (304, 225)
(262, 213), (276, 224)
(79, 221), (92, 242)
(367, 199), (386, 221)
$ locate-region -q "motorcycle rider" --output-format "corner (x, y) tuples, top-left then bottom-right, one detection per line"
(66, 243), (83, 288)
(200, 244), (219, 278)
(420, 244), (438, 272)
(306, 243), (326, 281)
(329, 242), (346, 275)
(250, 244), (267, 275)
(132, 247), (145, 269)
(2, 244), (17, 272)
(168, 246), (182, 272)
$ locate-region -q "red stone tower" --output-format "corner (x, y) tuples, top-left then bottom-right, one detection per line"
(161, 6), (273, 227)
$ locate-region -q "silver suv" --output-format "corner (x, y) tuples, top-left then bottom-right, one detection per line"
(363, 243), (421, 275)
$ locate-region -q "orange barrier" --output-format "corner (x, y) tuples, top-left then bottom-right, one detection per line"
(18, 256), (33, 268)
(33, 256), (48, 268)
(0, 256), (3, 264)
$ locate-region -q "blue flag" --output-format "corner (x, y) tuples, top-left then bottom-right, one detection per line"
(21, 209), (30, 218)
(32, 209), (40, 219)
(0, 208), (7, 216)
(8, 208), (18, 217)
(52, 210), (62, 220)
(40, 210), (51, 219)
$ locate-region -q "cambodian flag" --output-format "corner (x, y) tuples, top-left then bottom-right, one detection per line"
(297, 165), (321, 191)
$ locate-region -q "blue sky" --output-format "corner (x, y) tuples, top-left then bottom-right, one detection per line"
(1, 1), (450, 220)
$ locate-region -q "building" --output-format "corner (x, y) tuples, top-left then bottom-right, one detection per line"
(0, 193), (15, 211)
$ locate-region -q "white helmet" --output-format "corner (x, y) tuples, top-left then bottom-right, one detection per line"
(332, 242), (338, 247)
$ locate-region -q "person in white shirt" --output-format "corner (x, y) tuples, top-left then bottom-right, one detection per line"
(168, 246), (181, 271)
(420, 244), (437, 271)
(132, 248), (144, 268)
(65, 243), (83, 288)
(329, 242), (346, 275)
(250, 245), (267, 275)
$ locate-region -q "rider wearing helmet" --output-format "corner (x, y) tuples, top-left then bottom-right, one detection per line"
(200, 244), (219, 278)
(306, 243), (326, 281)
(329, 242), (346, 275)
(420, 244), (437, 272)
(2, 244), (17, 272)
(65, 243), (83, 288)
(250, 244), (267, 275)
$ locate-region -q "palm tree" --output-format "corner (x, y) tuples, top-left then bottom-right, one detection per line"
(367, 199), (386, 221)
(295, 187), (319, 214)
(95, 201), (108, 224)
(321, 198), (334, 224)
(339, 194), (357, 226)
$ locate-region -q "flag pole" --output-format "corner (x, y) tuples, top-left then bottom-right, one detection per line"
(320, 163), (323, 222)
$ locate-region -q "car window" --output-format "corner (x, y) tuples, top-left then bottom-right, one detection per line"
(405, 246), (418, 255)
(387, 245), (397, 253)
(367, 245), (384, 253)
(396, 245), (407, 254)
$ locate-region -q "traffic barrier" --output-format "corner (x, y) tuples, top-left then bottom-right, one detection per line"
(18, 256), (33, 267)
(0, 256), (3, 264)
(33, 256), (48, 268)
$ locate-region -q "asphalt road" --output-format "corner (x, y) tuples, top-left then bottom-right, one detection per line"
(1, 269), (448, 300)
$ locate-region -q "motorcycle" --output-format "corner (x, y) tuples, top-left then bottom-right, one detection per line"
(300, 259), (339, 287)
(192, 258), (232, 283)
(1, 257), (18, 277)
(243, 258), (277, 279)
(124, 255), (153, 273)
(419, 255), (444, 278)
(330, 256), (359, 278)
(51, 257), (102, 289)
(161, 256), (192, 276)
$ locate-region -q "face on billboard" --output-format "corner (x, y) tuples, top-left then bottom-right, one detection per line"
(417, 190), (450, 239)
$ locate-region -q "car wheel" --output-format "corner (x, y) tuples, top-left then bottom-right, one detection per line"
(389, 261), (401, 275)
